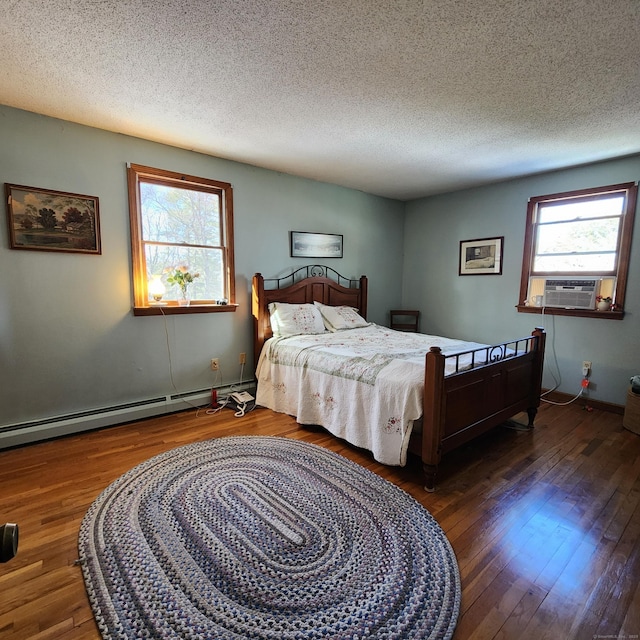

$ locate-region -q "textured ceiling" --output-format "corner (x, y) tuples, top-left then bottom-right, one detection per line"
(1, 1), (639, 200)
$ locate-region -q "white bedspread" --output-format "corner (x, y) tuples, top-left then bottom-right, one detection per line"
(255, 324), (489, 467)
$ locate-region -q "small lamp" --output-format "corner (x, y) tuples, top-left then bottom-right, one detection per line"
(148, 275), (166, 305)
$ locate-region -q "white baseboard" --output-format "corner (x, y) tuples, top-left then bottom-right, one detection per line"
(0, 382), (256, 450)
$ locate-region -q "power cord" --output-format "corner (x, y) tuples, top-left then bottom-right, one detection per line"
(224, 362), (246, 397)
(156, 307), (255, 418)
(204, 396), (231, 416)
(204, 395), (256, 417)
(158, 306), (222, 417)
(233, 401), (250, 417)
(541, 387), (585, 406)
(537, 311), (590, 406)
(538, 308), (561, 397)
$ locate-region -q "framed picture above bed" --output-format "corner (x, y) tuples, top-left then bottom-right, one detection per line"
(459, 236), (503, 275)
(290, 231), (343, 258)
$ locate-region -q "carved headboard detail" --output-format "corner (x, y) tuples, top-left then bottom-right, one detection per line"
(252, 265), (368, 367)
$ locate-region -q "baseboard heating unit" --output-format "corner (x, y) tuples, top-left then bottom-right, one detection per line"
(0, 382), (255, 450)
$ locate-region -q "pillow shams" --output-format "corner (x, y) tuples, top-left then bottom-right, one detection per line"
(314, 301), (370, 331)
(268, 302), (326, 337)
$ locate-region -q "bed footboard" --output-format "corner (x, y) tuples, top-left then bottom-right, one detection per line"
(419, 327), (545, 491)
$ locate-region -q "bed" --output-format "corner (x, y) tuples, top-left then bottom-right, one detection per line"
(252, 266), (546, 491)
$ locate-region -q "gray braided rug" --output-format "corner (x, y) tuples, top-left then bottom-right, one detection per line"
(79, 436), (460, 639)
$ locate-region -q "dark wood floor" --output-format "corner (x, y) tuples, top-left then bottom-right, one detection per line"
(0, 401), (638, 639)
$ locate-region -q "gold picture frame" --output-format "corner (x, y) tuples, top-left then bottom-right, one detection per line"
(5, 183), (101, 254)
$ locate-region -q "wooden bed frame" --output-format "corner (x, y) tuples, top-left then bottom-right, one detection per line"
(252, 266), (546, 491)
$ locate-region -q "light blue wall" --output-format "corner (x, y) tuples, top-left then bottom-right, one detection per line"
(2, 104), (636, 439)
(0, 106), (404, 429)
(403, 156), (640, 406)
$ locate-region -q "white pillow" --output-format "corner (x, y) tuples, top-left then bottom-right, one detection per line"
(314, 301), (370, 331)
(268, 302), (326, 337)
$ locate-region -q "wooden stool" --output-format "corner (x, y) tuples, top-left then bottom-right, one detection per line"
(390, 310), (419, 332)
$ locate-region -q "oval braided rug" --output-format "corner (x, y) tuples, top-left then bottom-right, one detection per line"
(79, 436), (460, 639)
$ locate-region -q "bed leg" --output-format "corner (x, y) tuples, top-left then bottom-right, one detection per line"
(423, 463), (437, 492)
(527, 407), (537, 427)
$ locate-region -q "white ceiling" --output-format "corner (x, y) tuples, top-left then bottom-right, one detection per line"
(2, 1), (639, 201)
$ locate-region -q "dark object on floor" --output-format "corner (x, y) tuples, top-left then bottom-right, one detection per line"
(0, 523), (18, 562)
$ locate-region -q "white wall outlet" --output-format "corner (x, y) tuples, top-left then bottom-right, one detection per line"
(582, 361), (591, 376)
(239, 352), (246, 365)
(210, 358), (219, 371)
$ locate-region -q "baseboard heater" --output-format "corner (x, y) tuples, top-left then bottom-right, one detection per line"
(0, 382), (255, 450)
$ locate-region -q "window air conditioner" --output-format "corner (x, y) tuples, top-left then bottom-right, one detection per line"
(543, 278), (597, 309)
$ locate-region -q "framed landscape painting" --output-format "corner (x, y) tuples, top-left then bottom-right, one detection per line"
(5, 183), (101, 254)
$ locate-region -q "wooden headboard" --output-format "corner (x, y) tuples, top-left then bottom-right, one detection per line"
(252, 265), (368, 367)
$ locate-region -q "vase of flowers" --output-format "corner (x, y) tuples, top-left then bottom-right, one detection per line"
(596, 295), (612, 311)
(165, 266), (200, 306)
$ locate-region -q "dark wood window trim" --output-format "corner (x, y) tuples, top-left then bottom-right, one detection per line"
(517, 182), (637, 320)
(127, 164), (236, 316)
(132, 303), (238, 317)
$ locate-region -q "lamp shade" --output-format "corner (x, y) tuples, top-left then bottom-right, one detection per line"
(148, 275), (166, 302)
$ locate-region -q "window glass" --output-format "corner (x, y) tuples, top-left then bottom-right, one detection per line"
(537, 195), (624, 223)
(140, 182), (221, 245)
(533, 218), (619, 272)
(143, 245), (225, 301)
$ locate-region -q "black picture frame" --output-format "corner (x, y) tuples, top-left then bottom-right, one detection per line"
(459, 236), (503, 275)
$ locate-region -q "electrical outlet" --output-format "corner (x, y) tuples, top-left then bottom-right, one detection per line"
(583, 361), (592, 373)
(239, 352), (246, 365)
(210, 358), (219, 371)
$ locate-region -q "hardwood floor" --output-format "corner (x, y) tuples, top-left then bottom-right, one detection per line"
(0, 401), (638, 639)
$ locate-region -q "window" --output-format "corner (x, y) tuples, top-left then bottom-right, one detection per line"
(127, 164), (236, 315)
(518, 182), (637, 319)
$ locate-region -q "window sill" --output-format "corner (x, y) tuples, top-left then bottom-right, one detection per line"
(133, 303), (238, 316)
(516, 305), (624, 320)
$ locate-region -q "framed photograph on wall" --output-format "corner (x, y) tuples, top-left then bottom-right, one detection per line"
(5, 183), (101, 254)
(290, 231), (343, 258)
(459, 236), (503, 275)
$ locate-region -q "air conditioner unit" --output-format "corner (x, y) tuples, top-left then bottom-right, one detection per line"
(543, 278), (597, 309)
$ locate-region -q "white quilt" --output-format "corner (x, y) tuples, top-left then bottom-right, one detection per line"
(255, 324), (490, 467)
